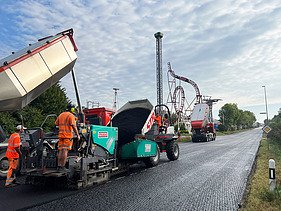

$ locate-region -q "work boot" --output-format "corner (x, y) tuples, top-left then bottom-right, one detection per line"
(12, 178), (21, 185)
(61, 167), (67, 172)
(5, 183), (17, 188)
(9, 173), (15, 182)
(57, 166), (67, 172)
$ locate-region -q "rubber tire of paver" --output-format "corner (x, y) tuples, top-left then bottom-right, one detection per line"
(144, 145), (160, 167)
(166, 141), (179, 161)
(213, 133), (216, 141)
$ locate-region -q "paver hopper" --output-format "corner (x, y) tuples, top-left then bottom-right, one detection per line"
(111, 99), (155, 146)
(0, 29), (78, 111)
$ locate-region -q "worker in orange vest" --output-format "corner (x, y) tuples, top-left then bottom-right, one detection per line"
(154, 113), (162, 127)
(5, 125), (25, 187)
(55, 104), (80, 172)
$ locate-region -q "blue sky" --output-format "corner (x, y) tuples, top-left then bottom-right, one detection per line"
(1, 0), (281, 122)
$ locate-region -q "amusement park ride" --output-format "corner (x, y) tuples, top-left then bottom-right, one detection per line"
(166, 61), (202, 132)
(154, 32), (220, 142)
(165, 62), (220, 141)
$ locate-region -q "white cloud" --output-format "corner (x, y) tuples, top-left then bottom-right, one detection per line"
(1, 0), (281, 122)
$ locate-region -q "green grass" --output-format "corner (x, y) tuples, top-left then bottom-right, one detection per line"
(178, 134), (192, 142)
(241, 137), (281, 211)
(217, 129), (251, 136)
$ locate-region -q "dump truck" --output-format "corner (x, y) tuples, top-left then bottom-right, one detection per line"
(0, 29), (180, 187)
(190, 98), (220, 142)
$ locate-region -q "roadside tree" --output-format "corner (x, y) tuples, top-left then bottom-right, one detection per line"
(219, 103), (240, 130)
(0, 83), (69, 135)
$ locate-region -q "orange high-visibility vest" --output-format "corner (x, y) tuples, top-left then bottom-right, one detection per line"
(6, 133), (21, 159)
(55, 111), (76, 138)
(154, 115), (162, 126)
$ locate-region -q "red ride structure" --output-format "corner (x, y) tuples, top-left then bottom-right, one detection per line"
(166, 62), (220, 142)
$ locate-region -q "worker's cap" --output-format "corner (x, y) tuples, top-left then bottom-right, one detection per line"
(67, 103), (75, 109)
(16, 125), (26, 130)
(67, 103), (76, 112)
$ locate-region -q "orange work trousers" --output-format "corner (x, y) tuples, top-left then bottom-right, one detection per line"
(5, 158), (18, 187)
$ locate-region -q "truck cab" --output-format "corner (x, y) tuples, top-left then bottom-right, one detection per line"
(84, 107), (115, 126)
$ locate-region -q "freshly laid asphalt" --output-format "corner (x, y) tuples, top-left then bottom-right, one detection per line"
(0, 128), (262, 211)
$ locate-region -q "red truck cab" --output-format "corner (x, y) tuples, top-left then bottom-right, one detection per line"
(84, 107), (115, 126)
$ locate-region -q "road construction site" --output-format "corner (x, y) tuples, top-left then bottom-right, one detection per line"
(0, 29), (262, 210)
(0, 129), (262, 211)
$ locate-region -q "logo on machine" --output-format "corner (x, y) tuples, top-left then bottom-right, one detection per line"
(145, 144), (151, 152)
(146, 113), (155, 130)
(98, 131), (108, 138)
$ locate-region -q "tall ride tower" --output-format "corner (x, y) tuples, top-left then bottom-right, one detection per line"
(154, 32), (164, 110)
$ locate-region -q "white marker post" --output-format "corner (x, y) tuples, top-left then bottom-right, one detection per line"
(269, 159), (276, 191)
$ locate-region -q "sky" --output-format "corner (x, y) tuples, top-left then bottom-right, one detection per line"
(0, 0), (281, 123)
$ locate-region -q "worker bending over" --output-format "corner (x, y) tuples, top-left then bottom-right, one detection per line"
(5, 125), (25, 187)
(55, 104), (80, 172)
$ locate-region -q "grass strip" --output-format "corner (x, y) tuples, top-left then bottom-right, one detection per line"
(242, 137), (281, 210)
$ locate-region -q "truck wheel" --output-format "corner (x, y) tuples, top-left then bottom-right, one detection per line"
(144, 145), (160, 167)
(166, 141), (179, 161)
(213, 133), (216, 141)
(203, 136), (208, 142)
(0, 152), (8, 178)
(192, 136), (197, 142)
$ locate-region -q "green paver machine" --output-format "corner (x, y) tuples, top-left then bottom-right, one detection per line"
(24, 99), (179, 188)
(112, 99), (180, 167)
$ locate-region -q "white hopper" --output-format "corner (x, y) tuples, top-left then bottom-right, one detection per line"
(111, 99), (154, 146)
(0, 29), (78, 111)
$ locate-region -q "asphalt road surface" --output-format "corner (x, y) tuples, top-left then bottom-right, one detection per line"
(0, 128), (262, 211)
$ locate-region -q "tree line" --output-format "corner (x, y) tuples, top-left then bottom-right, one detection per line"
(218, 103), (256, 131)
(0, 83), (259, 136)
(267, 111), (281, 144)
(0, 83), (69, 135)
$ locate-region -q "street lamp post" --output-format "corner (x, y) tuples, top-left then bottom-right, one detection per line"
(262, 85), (269, 125)
(113, 88), (119, 110)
